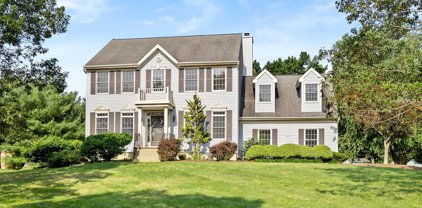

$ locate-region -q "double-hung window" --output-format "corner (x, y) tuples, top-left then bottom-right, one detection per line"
(212, 111), (226, 139)
(258, 129), (271, 145)
(152, 69), (165, 92)
(122, 71), (134, 92)
(121, 113), (134, 136)
(213, 68), (226, 91)
(96, 72), (109, 93)
(96, 113), (108, 134)
(305, 84), (318, 101)
(305, 129), (318, 147)
(259, 85), (271, 102)
(185, 68), (198, 91)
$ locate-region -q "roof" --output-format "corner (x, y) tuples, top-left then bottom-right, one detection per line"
(240, 75), (330, 119)
(85, 33), (242, 67)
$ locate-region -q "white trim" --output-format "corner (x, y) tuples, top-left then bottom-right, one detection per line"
(96, 71), (110, 94)
(121, 112), (135, 136)
(95, 112), (109, 134)
(212, 67), (227, 92)
(121, 70), (135, 93)
(258, 84), (272, 103)
(304, 83), (319, 102)
(253, 69), (277, 83)
(184, 68), (199, 92)
(138, 44), (179, 66)
(304, 128), (319, 147)
(298, 68), (325, 82)
(151, 67), (166, 92)
(258, 129), (272, 145)
(211, 110), (227, 140)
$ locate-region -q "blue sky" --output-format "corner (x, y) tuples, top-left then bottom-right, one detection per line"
(44, 0), (352, 96)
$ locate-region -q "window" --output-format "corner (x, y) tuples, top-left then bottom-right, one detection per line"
(122, 71), (134, 92)
(305, 129), (318, 147)
(259, 85), (271, 102)
(213, 68), (226, 91)
(96, 113), (108, 134)
(258, 129), (271, 145)
(121, 113), (134, 135)
(97, 72), (108, 93)
(305, 84), (318, 101)
(212, 111), (226, 139)
(185, 68), (198, 91)
(152, 69), (165, 92)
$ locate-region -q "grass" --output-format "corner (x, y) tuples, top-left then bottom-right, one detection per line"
(0, 161), (421, 208)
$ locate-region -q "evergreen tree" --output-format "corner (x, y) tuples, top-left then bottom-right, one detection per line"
(182, 94), (210, 159)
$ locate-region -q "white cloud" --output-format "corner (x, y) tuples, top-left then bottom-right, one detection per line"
(142, 20), (154, 26)
(177, 0), (221, 33)
(58, 0), (109, 24)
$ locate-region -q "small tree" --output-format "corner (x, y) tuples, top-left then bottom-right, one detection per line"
(182, 94), (210, 159)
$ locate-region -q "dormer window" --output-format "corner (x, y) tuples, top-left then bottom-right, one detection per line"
(259, 85), (271, 102)
(305, 84), (318, 101)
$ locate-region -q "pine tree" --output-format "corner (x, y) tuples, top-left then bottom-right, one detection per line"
(182, 94), (210, 159)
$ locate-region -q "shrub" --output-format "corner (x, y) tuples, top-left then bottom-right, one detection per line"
(25, 136), (82, 167)
(48, 150), (81, 168)
(210, 141), (238, 161)
(245, 144), (335, 162)
(157, 138), (181, 161)
(5, 157), (26, 169)
(312, 145), (333, 162)
(81, 133), (132, 162)
(332, 152), (349, 163)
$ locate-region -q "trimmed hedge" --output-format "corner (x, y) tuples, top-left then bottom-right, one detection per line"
(210, 141), (237, 161)
(332, 152), (349, 163)
(157, 139), (181, 161)
(81, 133), (132, 162)
(25, 136), (82, 167)
(245, 144), (333, 162)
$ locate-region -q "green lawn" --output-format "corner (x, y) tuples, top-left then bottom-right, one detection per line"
(0, 162), (421, 208)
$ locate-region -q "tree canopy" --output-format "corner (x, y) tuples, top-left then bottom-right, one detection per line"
(0, 0), (70, 92)
(326, 0), (422, 164)
(262, 51), (327, 75)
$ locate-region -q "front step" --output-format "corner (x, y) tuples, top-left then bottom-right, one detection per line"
(134, 148), (160, 162)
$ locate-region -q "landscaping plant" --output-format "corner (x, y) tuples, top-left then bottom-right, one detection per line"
(210, 141), (237, 161)
(157, 138), (181, 161)
(81, 133), (132, 162)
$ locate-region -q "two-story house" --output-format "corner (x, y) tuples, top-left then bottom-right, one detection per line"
(84, 33), (337, 160)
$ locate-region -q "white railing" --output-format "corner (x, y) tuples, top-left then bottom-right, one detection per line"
(139, 87), (173, 102)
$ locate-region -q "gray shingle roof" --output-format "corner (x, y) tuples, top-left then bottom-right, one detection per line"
(241, 75), (329, 118)
(85, 33), (242, 66)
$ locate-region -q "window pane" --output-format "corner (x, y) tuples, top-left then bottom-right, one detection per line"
(97, 72), (108, 93)
(153, 69), (165, 91)
(212, 112), (226, 139)
(305, 129), (318, 147)
(96, 116), (108, 134)
(122, 117), (133, 134)
(259, 85), (271, 102)
(213, 68), (226, 90)
(122, 71), (134, 92)
(185, 69), (198, 91)
(305, 84), (318, 101)
(259, 129), (271, 145)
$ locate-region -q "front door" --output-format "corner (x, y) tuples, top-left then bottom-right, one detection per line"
(150, 112), (164, 146)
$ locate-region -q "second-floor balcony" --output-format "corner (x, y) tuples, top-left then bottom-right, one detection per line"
(135, 87), (175, 110)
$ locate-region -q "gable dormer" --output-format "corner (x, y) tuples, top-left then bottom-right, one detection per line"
(253, 69), (277, 113)
(298, 68), (325, 112)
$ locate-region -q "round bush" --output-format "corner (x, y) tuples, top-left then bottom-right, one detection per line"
(332, 152), (348, 163)
(81, 133), (132, 162)
(157, 139), (181, 161)
(210, 141), (238, 161)
(279, 144), (303, 158)
(4, 157), (26, 170)
(312, 145), (333, 162)
(245, 145), (280, 160)
(25, 136), (82, 167)
(48, 150), (81, 168)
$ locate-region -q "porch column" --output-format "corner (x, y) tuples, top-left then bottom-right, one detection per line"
(138, 108), (143, 147)
(164, 108), (168, 138)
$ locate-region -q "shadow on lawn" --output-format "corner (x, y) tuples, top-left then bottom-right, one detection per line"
(0, 161), (127, 205)
(13, 189), (264, 208)
(316, 166), (422, 200)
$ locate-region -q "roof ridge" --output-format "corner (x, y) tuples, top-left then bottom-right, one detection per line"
(112, 33), (243, 41)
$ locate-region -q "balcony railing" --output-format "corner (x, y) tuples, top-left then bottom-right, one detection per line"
(138, 87), (174, 104)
